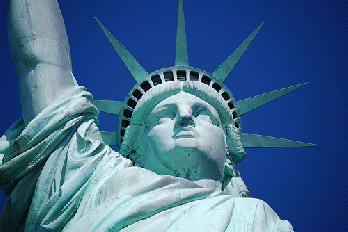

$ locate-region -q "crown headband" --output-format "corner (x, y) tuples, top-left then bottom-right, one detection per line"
(92, 0), (317, 158)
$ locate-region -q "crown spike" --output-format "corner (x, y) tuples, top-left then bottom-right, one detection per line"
(242, 133), (318, 148)
(92, 100), (124, 115)
(175, 0), (189, 66)
(212, 21), (265, 82)
(237, 83), (308, 116)
(95, 18), (148, 83)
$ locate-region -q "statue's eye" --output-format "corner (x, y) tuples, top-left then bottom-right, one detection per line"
(149, 105), (177, 126)
(193, 105), (218, 126)
(157, 109), (176, 121)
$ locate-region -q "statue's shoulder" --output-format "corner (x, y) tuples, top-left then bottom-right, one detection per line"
(230, 197), (294, 231)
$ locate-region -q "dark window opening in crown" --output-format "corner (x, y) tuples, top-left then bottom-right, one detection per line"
(132, 89), (142, 100)
(228, 102), (234, 109)
(212, 83), (221, 92)
(201, 75), (211, 85)
(121, 120), (130, 127)
(164, 71), (174, 81)
(190, 71), (199, 81)
(151, 75), (162, 86)
(123, 109), (133, 118)
(127, 99), (137, 109)
(177, 70), (186, 81)
(222, 92), (230, 101)
(140, 81), (151, 92)
(232, 111), (237, 119)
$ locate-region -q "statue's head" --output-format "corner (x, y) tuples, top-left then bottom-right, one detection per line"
(118, 67), (245, 186)
(93, 0), (315, 193)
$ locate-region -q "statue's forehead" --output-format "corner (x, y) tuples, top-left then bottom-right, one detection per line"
(154, 91), (208, 107)
(152, 91), (218, 114)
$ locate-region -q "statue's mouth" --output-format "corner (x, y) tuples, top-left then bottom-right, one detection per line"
(175, 130), (196, 138)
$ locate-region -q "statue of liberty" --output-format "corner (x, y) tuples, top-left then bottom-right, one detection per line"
(0, 0), (316, 231)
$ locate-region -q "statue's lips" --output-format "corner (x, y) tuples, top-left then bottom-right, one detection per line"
(174, 130), (196, 139)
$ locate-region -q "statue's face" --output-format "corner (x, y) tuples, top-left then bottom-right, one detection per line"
(141, 91), (227, 181)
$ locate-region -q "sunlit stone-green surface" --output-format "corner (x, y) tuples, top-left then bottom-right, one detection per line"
(0, 0), (317, 231)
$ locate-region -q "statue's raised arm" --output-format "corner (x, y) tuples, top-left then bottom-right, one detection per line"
(8, 0), (77, 125)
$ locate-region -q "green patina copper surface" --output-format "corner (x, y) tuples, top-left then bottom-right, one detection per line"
(95, 18), (148, 83)
(212, 21), (265, 83)
(0, 0), (317, 231)
(175, 0), (189, 66)
(237, 83), (308, 116)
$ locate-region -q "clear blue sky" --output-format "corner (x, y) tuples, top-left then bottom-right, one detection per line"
(0, 0), (347, 231)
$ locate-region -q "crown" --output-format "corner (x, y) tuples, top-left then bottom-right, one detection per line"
(92, 0), (317, 161)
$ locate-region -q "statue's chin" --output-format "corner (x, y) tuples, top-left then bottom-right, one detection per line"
(150, 146), (224, 182)
(174, 137), (199, 148)
(141, 137), (225, 182)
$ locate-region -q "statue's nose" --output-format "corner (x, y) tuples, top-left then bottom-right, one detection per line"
(176, 104), (194, 127)
(178, 115), (195, 127)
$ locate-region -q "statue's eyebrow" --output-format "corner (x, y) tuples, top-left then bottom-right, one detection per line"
(192, 103), (209, 111)
(151, 104), (178, 115)
(192, 103), (215, 115)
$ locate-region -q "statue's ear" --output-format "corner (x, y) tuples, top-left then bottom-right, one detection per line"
(225, 124), (246, 162)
